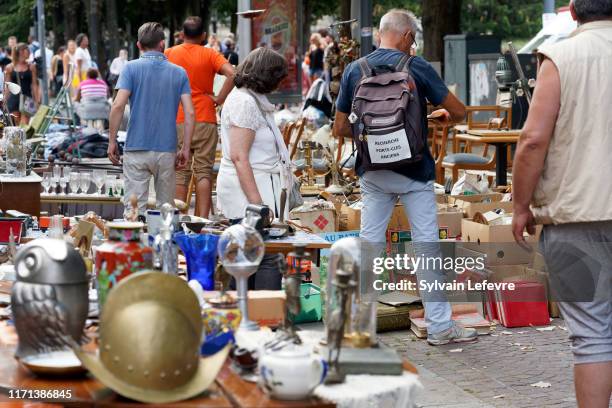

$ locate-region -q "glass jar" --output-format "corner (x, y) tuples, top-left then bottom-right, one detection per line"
(4, 127), (27, 177)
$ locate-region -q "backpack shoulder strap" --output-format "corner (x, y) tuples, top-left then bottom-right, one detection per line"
(395, 54), (415, 73)
(357, 57), (373, 78)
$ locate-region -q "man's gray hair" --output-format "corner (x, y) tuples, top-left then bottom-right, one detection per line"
(379, 9), (419, 35)
(573, 0), (612, 21)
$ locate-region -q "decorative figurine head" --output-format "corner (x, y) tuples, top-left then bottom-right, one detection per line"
(11, 239), (89, 362)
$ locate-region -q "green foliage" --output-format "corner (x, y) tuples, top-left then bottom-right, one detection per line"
(212, 0), (237, 22)
(373, 0), (422, 27)
(0, 0), (571, 60)
(309, 0), (339, 21)
(461, 0), (569, 39)
(373, 0), (568, 41)
(0, 0), (35, 45)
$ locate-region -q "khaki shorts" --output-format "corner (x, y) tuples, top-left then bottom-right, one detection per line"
(176, 122), (218, 185)
(123, 151), (176, 217)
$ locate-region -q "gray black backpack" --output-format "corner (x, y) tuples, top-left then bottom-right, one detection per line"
(350, 54), (424, 171)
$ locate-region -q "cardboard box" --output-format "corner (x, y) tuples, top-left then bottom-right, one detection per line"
(203, 290), (285, 327)
(339, 202), (463, 237)
(338, 205), (361, 231)
(461, 218), (542, 243)
(459, 219), (539, 265)
(448, 193), (513, 218)
(453, 200), (514, 219)
(290, 209), (337, 233)
(456, 223), (533, 265)
(448, 192), (503, 204)
(436, 194), (448, 204)
(389, 204), (464, 238)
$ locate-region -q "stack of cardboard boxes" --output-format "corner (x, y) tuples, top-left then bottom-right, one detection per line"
(292, 191), (557, 330)
(452, 193), (557, 326)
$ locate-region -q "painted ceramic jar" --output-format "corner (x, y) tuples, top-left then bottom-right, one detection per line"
(202, 293), (242, 337)
(95, 222), (152, 306)
(259, 345), (327, 400)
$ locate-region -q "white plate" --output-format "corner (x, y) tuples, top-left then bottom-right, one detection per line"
(20, 350), (85, 375)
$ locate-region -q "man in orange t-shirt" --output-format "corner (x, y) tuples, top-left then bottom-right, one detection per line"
(165, 16), (235, 217)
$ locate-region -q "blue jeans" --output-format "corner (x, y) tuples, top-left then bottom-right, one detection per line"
(360, 170), (453, 334)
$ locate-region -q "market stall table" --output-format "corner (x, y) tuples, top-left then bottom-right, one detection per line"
(456, 129), (521, 186)
(216, 361), (334, 408)
(265, 230), (332, 265)
(0, 323), (335, 408)
(40, 194), (123, 219)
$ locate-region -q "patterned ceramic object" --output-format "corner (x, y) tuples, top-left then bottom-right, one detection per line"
(259, 345), (327, 400)
(202, 293), (242, 337)
(95, 222), (152, 307)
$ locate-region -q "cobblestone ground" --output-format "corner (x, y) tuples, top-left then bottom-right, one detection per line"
(378, 318), (593, 408)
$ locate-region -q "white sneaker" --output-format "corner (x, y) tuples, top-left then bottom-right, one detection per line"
(427, 325), (479, 346)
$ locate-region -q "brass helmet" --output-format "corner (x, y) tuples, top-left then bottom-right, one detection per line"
(75, 271), (229, 404)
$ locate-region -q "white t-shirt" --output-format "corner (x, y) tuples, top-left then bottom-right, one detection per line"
(34, 47), (53, 72)
(220, 88), (280, 171)
(75, 47), (92, 72)
(109, 57), (127, 76)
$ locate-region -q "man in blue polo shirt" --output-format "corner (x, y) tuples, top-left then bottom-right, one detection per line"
(334, 9), (472, 345)
(108, 21), (195, 216)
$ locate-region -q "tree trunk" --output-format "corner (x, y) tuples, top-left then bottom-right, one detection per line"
(193, 0), (201, 15)
(201, 0), (211, 35)
(62, 0), (79, 42)
(422, 0), (462, 68)
(50, 2), (64, 49)
(230, 12), (237, 35)
(86, 0), (107, 74)
(105, 0), (120, 60)
(339, 0), (351, 38)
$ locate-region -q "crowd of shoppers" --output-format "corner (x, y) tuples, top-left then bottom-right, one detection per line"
(1, 2), (609, 407)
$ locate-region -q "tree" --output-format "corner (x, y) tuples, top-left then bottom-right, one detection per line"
(105, 0), (120, 59)
(422, 0), (462, 63)
(85, 0), (105, 71)
(212, 0), (237, 34)
(0, 0), (35, 44)
(461, 0), (569, 39)
(372, 0), (421, 27)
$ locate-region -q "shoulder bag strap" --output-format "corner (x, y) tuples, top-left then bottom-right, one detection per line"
(357, 57), (373, 77)
(246, 90), (292, 172)
(395, 54), (415, 73)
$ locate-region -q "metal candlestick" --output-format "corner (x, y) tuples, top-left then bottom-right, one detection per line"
(325, 267), (355, 384)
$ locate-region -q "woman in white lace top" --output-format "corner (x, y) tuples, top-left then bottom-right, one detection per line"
(216, 47), (289, 220)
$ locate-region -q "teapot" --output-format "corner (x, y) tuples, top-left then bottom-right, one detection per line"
(259, 345), (327, 400)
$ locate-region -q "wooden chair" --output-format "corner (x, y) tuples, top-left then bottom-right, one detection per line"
(288, 119), (306, 160)
(453, 105), (512, 153)
(282, 121), (296, 147)
(436, 123), (497, 184)
(467, 105), (512, 130)
(431, 125), (450, 185)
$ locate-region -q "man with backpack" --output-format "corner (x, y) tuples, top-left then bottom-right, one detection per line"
(334, 9), (471, 345)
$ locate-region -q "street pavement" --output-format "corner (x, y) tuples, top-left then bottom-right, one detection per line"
(378, 318), (596, 408)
